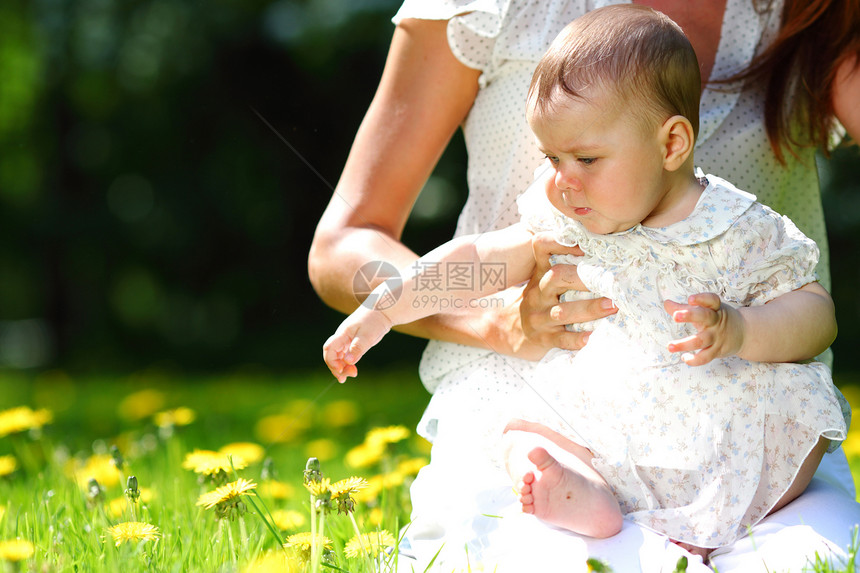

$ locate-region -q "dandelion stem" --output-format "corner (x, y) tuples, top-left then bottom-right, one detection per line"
(225, 521), (237, 565)
(316, 509), (327, 573)
(348, 512), (375, 572)
(310, 494), (320, 573)
(239, 515), (248, 555)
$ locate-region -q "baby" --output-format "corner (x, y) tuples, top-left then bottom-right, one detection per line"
(323, 5), (847, 558)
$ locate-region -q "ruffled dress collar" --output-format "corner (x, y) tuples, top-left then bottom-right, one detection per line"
(519, 171), (756, 264)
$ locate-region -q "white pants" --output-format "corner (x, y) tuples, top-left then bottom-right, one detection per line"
(400, 419), (859, 572)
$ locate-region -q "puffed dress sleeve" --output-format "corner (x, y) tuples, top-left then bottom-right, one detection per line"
(717, 203), (820, 307)
(392, 0), (507, 74)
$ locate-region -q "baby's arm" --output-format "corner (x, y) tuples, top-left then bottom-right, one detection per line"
(323, 223), (536, 381)
(664, 282), (836, 366)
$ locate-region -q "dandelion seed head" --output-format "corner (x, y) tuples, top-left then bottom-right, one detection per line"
(0, 539), (35, 561)
(0, 406), (52, 438)
(104, 522), (160, 546)
(344, 530), (396, 559)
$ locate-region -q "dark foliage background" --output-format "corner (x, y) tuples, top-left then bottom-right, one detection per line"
(1, 0), (858, 378)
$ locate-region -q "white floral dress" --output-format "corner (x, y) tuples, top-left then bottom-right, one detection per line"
(514, 172), (848, 548)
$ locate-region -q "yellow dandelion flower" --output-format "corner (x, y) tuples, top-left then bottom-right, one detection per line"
(271, 509), (306, 531)
(0, 406), (52, 438)
(304, 438), (338, 462)
(254, 414), (303, 444)
(365, 425), (409, 448)
(397, 457), (428, 476)
(843, 435), (860, 459)
(304, 477), (331, 497)
(284, 399), (316, 427)
(320, 400), (360, 427)
(0, 539), (34, 561)
(344, 530), (397, 559)
(354, 475), (384, 504)
(284, 531), (331, 551)
(330, 476), (367, 514)
(117, 389), (165, 421)
(381, 471), (404, 488)
(72, 454), (121, 488)
(182, 449), (248, 476)
(330, 476), (367, 498)
(219, 442), (265, 465)
(345, 442), (385, 468)
(153, 407), (196, 428)
(367, 507), (383, 527)
(0, 455), (17, 477)
(412, 435), (432, 454)
(104, 522), (160, 546)
(258, 479), (295, 500)
(197, 478), (257, 509)
(242, 550), (303, 573)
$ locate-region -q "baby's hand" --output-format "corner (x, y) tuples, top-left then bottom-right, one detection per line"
(322, 309), (392, 383)
(664, 293), (744, 366)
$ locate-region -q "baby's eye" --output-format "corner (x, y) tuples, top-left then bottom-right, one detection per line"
(544, 155), (559, 165)
(578, 157), (597, 165)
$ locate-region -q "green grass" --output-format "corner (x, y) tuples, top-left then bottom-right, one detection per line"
(1, 368), (860, 572)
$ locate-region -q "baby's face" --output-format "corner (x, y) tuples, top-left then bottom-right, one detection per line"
(528, 91), (680, 234)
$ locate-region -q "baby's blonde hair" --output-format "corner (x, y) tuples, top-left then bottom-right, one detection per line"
(528, 5), (701, 137)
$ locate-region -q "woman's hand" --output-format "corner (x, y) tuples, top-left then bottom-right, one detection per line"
(517, 233), (617, 355)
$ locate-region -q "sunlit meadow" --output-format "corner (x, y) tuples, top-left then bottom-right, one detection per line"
(1, 368), (860, 572)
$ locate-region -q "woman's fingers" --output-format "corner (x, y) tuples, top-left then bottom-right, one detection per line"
(532, 232), (583, 275)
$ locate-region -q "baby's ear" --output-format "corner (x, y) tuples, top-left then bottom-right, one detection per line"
(660, 115), (695, 172)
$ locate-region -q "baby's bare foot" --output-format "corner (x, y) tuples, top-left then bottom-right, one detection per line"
(518, 447), (622, 538)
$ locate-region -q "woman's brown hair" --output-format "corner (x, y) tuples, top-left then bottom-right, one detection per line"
(723, 0), (860, 163)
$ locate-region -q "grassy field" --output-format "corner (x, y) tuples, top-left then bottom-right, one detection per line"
(1, 367), (860, 572)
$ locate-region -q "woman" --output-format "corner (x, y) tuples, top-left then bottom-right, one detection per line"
(309, 1), (860, 570)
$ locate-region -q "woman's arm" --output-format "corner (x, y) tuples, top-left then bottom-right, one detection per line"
(309, 19), (479, 314)
(309, 18), (616, 358)
(323, 225), (535, 382)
